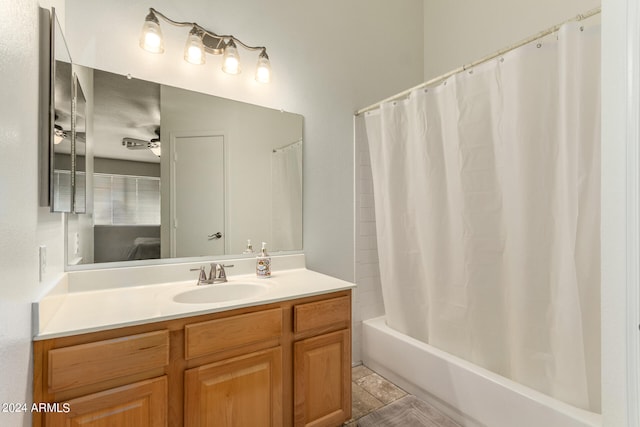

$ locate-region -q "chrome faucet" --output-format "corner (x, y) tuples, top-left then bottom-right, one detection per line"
(190, 263), (234, 285)
(209, 262), (228, 283)
(190, 266), (208, 285)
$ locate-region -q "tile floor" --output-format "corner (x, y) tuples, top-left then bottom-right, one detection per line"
(345, 365), (459, 426)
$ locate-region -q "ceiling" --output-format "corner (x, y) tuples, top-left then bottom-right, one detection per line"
(92, 68), (161, 163)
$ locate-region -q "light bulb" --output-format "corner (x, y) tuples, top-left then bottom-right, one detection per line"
(255, 51), (271, 83)
(139, 12), (164, 54)
(184, 27), (205, 65)
(222, 40), (241, 75)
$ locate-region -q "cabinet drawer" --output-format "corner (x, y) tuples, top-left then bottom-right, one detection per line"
(48, 330), (169, 393)
(294, 296), (350, 333)
(185, 308), (282, 360)
(45, 376), (167, 427)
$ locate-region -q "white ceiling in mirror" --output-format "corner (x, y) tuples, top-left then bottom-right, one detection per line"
(92, 69), (161, 163)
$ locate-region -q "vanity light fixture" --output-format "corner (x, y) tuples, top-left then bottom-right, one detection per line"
(139, 8), (272, 83)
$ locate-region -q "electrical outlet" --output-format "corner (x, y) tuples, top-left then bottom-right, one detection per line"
(39, 245), (47, 281)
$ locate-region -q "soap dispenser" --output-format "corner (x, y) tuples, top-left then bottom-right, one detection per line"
(243, 239), (255, 254)
(256, 242), (271, 278)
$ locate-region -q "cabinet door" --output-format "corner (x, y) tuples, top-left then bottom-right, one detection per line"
(45, 376), (167, 427)
(185, 346), (282, 427)
(294, 329), (351, 427)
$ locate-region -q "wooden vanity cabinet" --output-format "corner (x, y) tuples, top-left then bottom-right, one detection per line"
(293, 296), (352, 427)
(33, 290), (351, 427)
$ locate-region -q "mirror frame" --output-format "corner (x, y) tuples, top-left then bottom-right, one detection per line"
(39, 7), (86, 214)
(38, 7), (52, 207)
(72, 73), (87, 213)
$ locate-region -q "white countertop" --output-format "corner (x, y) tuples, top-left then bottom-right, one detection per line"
(34, 255), (355, 340)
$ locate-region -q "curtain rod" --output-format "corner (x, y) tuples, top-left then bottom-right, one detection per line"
(355, 6), (601, 116)
(273, 139), (302, 152)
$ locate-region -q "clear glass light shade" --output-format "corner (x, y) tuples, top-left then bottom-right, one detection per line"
(184, 29), (205, 64)
(149, 144), (162, 157)
(53, 134), (64, 145)
(54, 125), (66, 144)
(139, 16), (164, 53)
(255, 53), (271, 83)
(222, 41), (241, 75)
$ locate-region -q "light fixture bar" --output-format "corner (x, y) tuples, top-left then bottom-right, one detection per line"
(140, 8), (272, 83)
(202, 33), (225, 55)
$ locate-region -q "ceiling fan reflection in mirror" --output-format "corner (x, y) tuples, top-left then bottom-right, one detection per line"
(122, 135), (161, 157)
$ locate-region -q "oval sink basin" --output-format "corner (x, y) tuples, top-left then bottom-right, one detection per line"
(173, 283), (268, 304)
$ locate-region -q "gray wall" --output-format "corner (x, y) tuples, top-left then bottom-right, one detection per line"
(94, 157), (160, 177)
(423, 0), (601, 80)
(0, 2), (63, 426)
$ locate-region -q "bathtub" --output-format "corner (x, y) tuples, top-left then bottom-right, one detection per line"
(361, 316), (602, 427)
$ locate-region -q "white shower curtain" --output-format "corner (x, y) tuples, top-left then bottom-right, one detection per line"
(271, 140), (303, 251)
(362, 19), (600, 412)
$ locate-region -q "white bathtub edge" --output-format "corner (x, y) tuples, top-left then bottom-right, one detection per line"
(362, 316), (602, 427)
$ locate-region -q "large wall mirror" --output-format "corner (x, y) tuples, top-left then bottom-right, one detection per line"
(67, 65), (303, 267)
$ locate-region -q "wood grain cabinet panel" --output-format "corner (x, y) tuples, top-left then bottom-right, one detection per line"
(185, 347), (283, 427)
(294, 330), (351, 427)
(185, 308), (282, 360)
(45, 376), (167, 427)
(34, 290), (352, 427)
(294, 296), (350, 333)
(48, 330), (169, 393)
